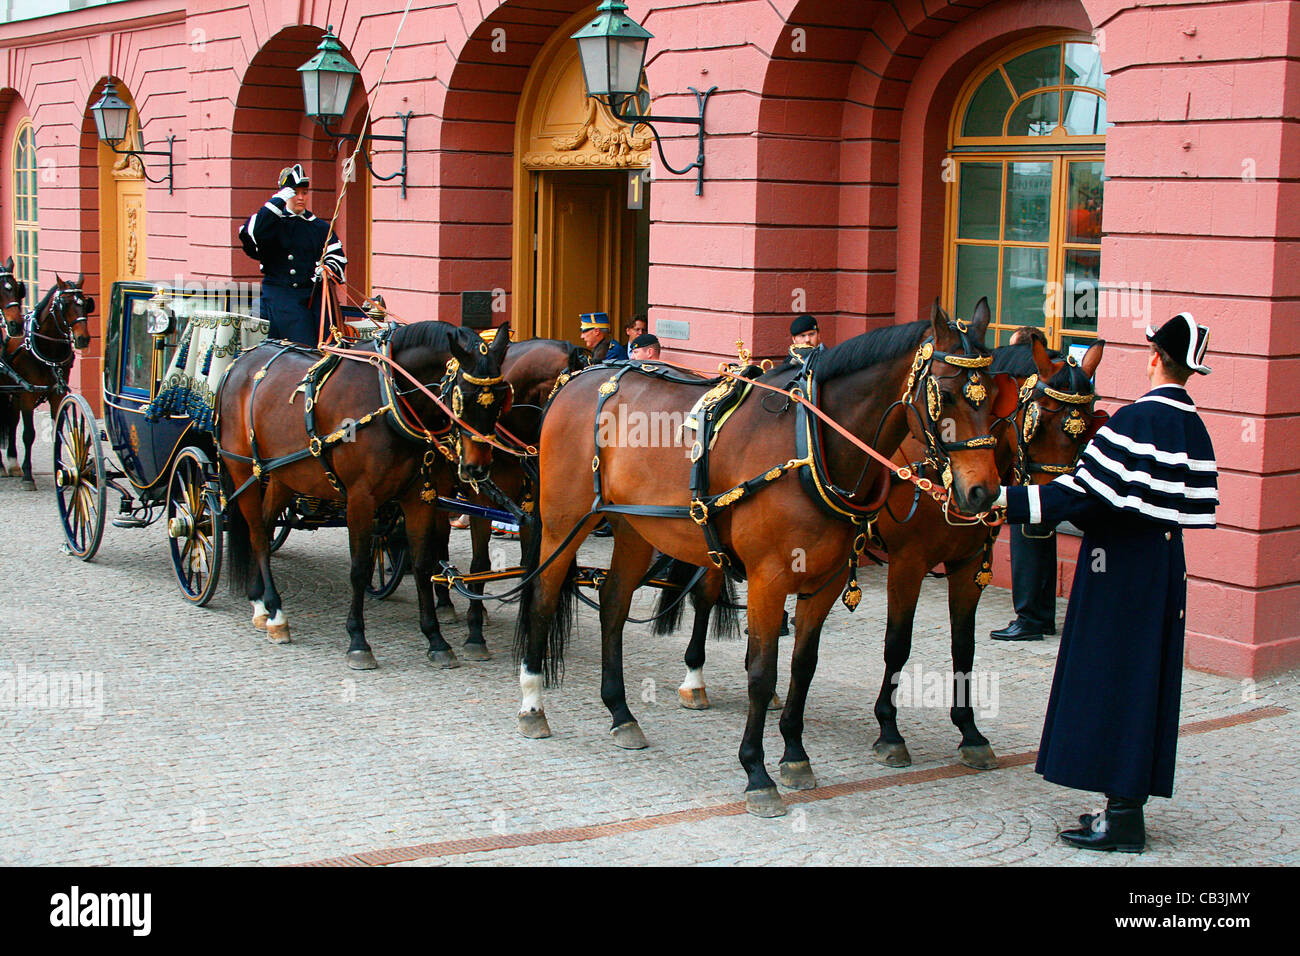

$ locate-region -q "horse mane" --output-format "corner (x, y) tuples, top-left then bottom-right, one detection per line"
(30, 284), (54, 319)
(991, 342), (1092, 394)
(815, 319), (932, 381)
(388, 320), (474, 356)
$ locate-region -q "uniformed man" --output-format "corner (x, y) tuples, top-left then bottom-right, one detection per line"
(993, 312), (1218, 852)
(628, 332), (661, 361)
(580, 312), (626, 362)
(238, 164), (346, 346)
(789, 313), (822, 347)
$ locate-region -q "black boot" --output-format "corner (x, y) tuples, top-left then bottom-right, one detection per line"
(1060, 796), (1146, 853)
(990, 620), (1044, 642)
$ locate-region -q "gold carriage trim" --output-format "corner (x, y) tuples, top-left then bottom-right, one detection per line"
(462, 372), (504, 387)
(941, 354), (993, 369)
(1041, 385), (1096, 404)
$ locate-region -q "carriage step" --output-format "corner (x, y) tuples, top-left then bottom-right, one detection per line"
(112, 515), (149, 528)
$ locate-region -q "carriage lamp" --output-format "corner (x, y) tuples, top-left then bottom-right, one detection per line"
(572, 1), (716, 195)
(298, 26), (412, 198)
(90, 80), (175, 195)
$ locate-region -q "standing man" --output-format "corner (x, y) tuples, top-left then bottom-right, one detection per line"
(788, 313), (823, 368)
(580, 312), (627, 362)
(992, 326), (1059, 642)
(238, 164), (346, 346)
(994, 312), (1218, 852)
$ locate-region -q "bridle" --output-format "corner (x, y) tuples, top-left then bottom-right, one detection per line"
(1009, 360), (1106, 484)
(0, 267), (26, 342)
(24, 286), (92, 370)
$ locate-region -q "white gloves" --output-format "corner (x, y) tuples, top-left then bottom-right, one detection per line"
(993, 486), (1008, 509)
(274, 186), (296, 203)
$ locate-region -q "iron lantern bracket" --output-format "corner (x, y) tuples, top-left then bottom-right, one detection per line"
(316, 112), (413, 199)
(607, 87), (716, 196)
(104, 135), (176, 195)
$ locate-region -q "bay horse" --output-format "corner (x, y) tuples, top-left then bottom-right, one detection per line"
(0, 269), (93, 488)
(514, 300), (1002, 816)
(446, 337), (589, 660)
(869, 336), (1106, 770)
(218, 321), (512, 669)
(655, 336), (1107, 773)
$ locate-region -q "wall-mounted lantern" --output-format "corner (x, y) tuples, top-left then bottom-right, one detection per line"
(90, 80), (175, 195)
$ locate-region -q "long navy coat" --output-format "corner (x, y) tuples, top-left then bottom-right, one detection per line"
(1004, 384), (1217, 799)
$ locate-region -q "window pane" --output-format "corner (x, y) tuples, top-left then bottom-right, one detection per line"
(1004, 44), (1062, 96)
(1004, 161), (1053, 243)
(1001, 246), (1048, 328)
(1062, 90), (1107, 135)
(1066, 161), (1105, 243)
(1064, 42), (1106, 92)
(962, 70), (1013, 137)
(1007, 92), (1059, 137)
(1062, 249), (1101, 332)
(957, 162), (1002, 240)
(955, 244), (999, 323)
(123, 300), (154, 392)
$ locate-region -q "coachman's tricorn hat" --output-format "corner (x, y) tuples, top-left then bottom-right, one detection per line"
(790, 313), (818, 336)
(1146, 312), (1211, 374)
(278, 164), (309, 189)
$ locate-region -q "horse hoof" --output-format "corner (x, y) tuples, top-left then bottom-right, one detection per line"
(252, 614), (269, 630)
(610, 721), (648, 750)
(22, 479), (36, 491)
(460, 642), (491, 662)
(778, 760), (818, 791)
(427, 648), (460, 669)
(6, 465), (21, 477)
(518, 711), (551, 739)
(346, 649), (378, 670)
(678, 687), (711, 710)
(768, 692), (783, 712)
(265, 622), (291, 645)
(435, 601), (457, 620)
(745, 787), (788, 818)
(959, 744), (999, 771)
(873, 740), (912, 768)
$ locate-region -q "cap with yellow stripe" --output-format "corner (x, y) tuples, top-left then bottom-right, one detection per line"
(579, 312), (610, 331)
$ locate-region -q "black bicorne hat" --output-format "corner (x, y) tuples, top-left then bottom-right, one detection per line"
(790, 313), (818, 336)
(278, 164), (309, 189)
(1146, 312), (1211, 374)
(630, 333), (660, 350)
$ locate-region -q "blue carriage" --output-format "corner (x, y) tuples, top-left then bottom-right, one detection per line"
(52, 280), (407, 604)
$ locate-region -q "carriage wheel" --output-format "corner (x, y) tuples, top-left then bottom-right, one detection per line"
(367, 507), (408, 600)
(269, 510), (291, 553)
(166, 447), (223, 607)
(52, 394), (106, 561)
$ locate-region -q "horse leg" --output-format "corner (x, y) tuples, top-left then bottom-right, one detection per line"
(678, 573), (723, 710)
(599, 527), (654, 749)
(235, 482), (290, 643)
(401, 498), (459, 669)
(433, 506), (454, 613)
(777, 580), (841, 792)
(342, 494), (382, 670)
(19, 401), (36, 488)
(462, 516), (492, 660)
(946, 553), (998, 770)
(872, 559), (925, 768)
(740, 581), (788, 817)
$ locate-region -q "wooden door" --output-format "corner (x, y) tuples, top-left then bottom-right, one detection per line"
(534, 170), (635, 344)
(116, 178), (146, 282)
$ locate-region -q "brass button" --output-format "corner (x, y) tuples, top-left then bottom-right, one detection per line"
(1164, 531), (1172, 540)
(1179, 609), (1184, 619)
(288, 254), (294, 260)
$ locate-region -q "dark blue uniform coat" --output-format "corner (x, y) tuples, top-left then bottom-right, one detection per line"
(238, 192), (346, 346)
(1004, 384), (1218, 799)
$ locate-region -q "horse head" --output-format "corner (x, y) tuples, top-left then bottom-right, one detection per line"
(921, 297), (1001, 515)
(1015, 337), (1107, 484)
(444, 322), (513, 483)
(49, 274), (94, 352)
(0, 256), (25, 333)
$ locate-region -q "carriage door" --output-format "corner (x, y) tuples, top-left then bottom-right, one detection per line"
(513, 12), (650, 343)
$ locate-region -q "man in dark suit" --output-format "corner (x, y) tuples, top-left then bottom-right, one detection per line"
(238, 164), (346, 346)
(994, 312), (1218, 852)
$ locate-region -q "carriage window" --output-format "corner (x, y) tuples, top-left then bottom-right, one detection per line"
(121, 299), (158, 394)
(12, 121), (39, 296)
(945, 36), (1108, 350)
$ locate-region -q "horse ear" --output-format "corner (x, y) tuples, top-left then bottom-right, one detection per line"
(968, 297), (992, 344)
(929, 298), (956, 349)
(76, 273), (84, 288)
(1081, 339), (1105, 379)
(1030, 336), (1055, 380)
(447, 331), (474, 370)
(3, 256), (12, 271)
(487, 322), (510, 366)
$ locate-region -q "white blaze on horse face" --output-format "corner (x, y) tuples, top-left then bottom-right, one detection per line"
(519, 664), (544, 714)
(680, 667), (706, 691)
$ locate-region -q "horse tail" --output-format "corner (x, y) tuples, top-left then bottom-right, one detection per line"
(709, 573), (742, 642)
(222, 470), (252, 598)
(651, 557), (699, 636)
(514, 556), (576, 687)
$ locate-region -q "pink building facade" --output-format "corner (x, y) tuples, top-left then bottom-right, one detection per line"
(2, 0), (1297, 677)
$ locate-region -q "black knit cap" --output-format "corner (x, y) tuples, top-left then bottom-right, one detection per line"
(1146, 312), (1211, 374)
(630, 333), (659, 350)
(790, 313), (818, 336)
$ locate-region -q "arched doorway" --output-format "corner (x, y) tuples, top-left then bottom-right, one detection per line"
(513, 8), (651, 344)
(231, 26), (371, 300)
(944, 34), (1107, 349)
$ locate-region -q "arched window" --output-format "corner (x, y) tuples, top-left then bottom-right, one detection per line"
(12, 120), (38, 296)
(945, 37), (1107, 350)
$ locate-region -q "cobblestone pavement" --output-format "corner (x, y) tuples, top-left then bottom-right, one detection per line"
(1, 465), (1296, 866)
